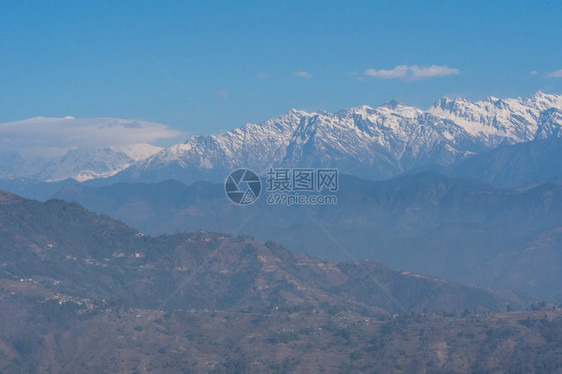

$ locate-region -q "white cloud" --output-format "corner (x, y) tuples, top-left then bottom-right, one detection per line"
(214, 89), (229, 98)
(364, 65), (408, 79)
(363, 65), (459, 80)
(409, 65), (459, 79)
(545, 69), (562, 78)
(294, 71), (312, 79)
(529, 70), (538, 76)
(0, 117), (183, 158)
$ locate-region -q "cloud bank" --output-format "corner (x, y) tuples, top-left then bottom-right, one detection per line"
(364, 65), (459, 80)
(364, 65), (409, 79)
(545, 69), (562, 78)
(0, 117), (183, 158)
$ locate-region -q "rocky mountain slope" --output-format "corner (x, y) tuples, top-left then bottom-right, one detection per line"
(54, 172), (562, 300)
(2, 191), (562, 373)
(0, 190), (511, 314)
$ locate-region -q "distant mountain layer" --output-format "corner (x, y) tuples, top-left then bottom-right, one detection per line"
(0, 115), (172, 182)
(54, 172), (562, 300)
(0, 189), (512, 315)
(0, 144), (162, 182)
(108, 91), (562, 184)
(448, 136), (562, 188)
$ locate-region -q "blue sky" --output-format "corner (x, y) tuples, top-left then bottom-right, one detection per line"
(1, 0), (561, 140)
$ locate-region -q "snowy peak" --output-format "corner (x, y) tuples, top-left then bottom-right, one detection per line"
(524, 91), (562, 110)
(432, 91), (562, 113)
(0, 115), (180, 182)
(110, 144), (163, 161)
(40, 147), (134, 182)
(0, 145), (164, 182)
(425, 92), (562, 143)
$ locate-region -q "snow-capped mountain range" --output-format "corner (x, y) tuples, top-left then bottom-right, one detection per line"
(0, 144), (162, 182)
(0, 115), (177, 182)
(2, 92), (561, 183)
(111, 91), (562, 183)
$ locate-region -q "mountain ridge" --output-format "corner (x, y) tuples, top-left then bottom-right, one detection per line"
(0, 189), (515, 314)
(2, 92), (561, 185)
(107, 91), (562, 185)
(53, 172), (562, 300)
